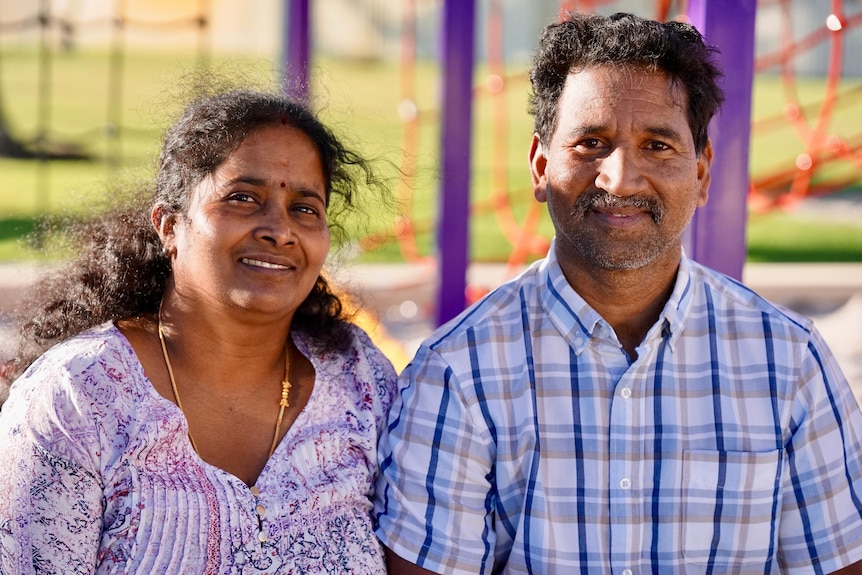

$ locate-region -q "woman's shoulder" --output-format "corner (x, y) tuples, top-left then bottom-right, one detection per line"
(0, 323), (150, 469)
(25, 322), (134, 373)
(338, 322), (397, 381)
(297, 322), (397, 410)
(298, 321), (393, 369)
(6, 323), (148, 414)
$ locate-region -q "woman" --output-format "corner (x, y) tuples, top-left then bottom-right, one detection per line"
(0, 89), (397, 573)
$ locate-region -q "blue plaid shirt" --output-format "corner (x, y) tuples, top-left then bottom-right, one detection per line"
(374, 245), (862, 574)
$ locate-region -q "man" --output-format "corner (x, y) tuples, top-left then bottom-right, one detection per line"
(374, 11), (862, 575)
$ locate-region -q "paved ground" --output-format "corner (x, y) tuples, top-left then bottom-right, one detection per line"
(2, 260), (861, 400)
(336, 260), (862, 399)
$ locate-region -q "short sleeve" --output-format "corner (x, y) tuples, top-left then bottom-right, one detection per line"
(778, 328), (862, 573)
(374, 344), (499, 575)
(0, 356), (104, 575)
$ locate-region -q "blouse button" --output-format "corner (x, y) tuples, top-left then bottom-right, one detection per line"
(256, 504), (266, 518)
(258, 530), (269, 543)
(250, 486), (261, 496)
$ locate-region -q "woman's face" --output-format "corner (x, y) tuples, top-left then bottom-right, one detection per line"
(160, 124), (331, 322)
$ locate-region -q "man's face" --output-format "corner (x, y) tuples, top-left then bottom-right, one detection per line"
(529, 66), (712, 273)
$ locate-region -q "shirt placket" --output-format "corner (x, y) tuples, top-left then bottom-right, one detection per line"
(233, 482), (287, 571)
(608, 361), (646, 575)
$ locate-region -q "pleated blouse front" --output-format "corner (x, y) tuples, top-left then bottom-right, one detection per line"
(0, 322), (396, 574)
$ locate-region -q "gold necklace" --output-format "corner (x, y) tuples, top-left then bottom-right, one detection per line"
(157, 315), (292, 460)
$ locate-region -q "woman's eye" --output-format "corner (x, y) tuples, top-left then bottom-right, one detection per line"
(294, 205), (319, 216)
(228, 192), (256, 203)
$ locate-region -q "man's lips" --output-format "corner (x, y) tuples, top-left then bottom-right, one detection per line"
(595, 207), (643, 218)
(590, 208), (651, 227)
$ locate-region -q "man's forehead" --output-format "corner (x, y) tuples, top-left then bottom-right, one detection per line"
(556, 68), (689, 131)
(563, 65), (687, 105)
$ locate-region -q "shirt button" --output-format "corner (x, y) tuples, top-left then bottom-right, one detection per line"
(619, 478), (631, 490)
(256, 505), (266, 518)
(622, 569), (633, 575)
(620, 387), (632, 399)
(258, 530), (269, 543)
(250, 486), (261, 496)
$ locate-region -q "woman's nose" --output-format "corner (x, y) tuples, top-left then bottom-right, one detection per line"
(254, 207), (295, 245)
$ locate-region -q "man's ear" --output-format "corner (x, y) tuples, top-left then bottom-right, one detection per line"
(529, 133), (549, 203)
(152, 204), (177, 255)
(696, 139), (714, 208)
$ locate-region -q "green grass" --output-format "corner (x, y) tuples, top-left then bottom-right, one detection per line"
(747, 209), (862, 263)
(0, 217), (39, 259)
(0, 48), (860, 263)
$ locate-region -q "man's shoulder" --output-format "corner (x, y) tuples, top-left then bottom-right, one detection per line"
(689, 259), (815, 333)
(425, 263), (546, 352)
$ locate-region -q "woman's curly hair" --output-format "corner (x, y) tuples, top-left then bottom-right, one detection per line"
(1, 88), (390, 394)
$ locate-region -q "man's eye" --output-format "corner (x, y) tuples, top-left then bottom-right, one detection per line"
(648, 141), (671, 151)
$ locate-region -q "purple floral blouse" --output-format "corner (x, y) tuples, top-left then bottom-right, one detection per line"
(0, 322), (397, 574)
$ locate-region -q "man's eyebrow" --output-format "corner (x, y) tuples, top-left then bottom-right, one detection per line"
(644, 126), (685, 142)
(564, 124), (606, 139)
(562, 124), (685, 143)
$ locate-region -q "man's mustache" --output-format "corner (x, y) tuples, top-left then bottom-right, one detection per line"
(571, 189), (665, 223)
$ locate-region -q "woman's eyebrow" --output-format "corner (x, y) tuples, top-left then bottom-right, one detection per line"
(220, 176), (268, 188)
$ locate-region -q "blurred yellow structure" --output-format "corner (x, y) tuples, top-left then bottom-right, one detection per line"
(338, 292), (412, 373)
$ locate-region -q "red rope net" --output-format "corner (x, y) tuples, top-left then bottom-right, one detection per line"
(380, 0), (861, 300)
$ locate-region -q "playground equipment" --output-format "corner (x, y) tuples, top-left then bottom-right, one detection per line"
(1, 0), (860, 325)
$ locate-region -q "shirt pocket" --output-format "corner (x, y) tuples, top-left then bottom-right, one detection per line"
(681, 448), (782, 567)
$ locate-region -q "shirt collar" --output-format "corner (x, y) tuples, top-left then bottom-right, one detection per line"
(539, 240), (604, 355)
(538, 240), (695, 354)
(653, 249), (694, 352)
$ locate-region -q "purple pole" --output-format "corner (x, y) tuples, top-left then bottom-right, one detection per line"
(685, 0), (756, 280)
(435, 0), (476, 326)
(283, 0), (310, 101)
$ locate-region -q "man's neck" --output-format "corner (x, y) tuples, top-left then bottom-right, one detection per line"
(556, 248), (681, 359)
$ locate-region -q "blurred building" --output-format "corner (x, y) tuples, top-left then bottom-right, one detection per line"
(1, 1), (859, 76)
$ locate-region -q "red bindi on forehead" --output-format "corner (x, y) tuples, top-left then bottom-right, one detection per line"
(280, 182), (286, 188)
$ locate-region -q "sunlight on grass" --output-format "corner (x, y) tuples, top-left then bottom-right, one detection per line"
(0, 49), (860, 264)
(747, 210), (862, 263)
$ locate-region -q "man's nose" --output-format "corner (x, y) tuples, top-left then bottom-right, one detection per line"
(594, 147), (646, 197)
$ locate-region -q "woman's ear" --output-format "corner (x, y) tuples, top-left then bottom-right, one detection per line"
(152, 204), (177, 256)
